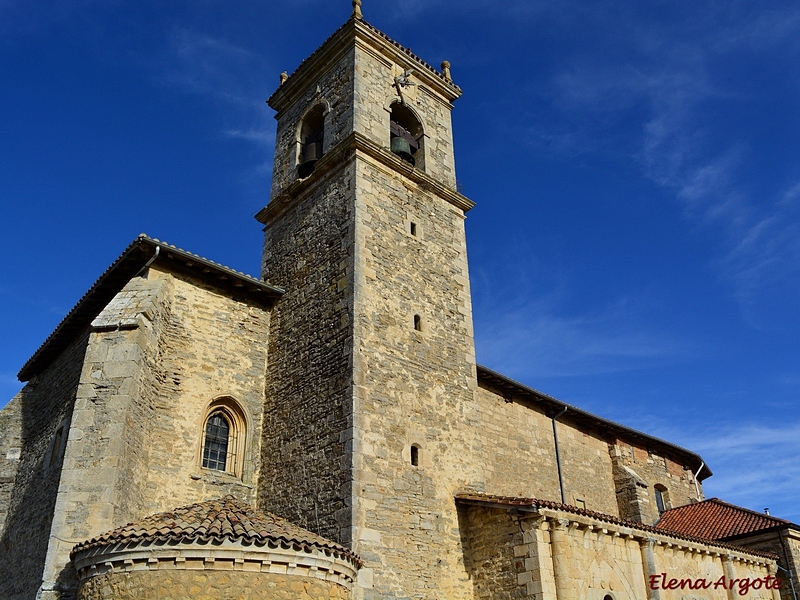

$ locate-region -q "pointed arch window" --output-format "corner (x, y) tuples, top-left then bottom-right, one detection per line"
(199, 398), (248, 478)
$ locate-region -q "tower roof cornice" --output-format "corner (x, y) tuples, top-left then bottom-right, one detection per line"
(268, 17), (462, 115)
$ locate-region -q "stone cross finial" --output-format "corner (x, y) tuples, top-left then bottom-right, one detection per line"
(441, 61), (452, 82)
(279, 71), (288, 85)
(352, 0), (363, 19)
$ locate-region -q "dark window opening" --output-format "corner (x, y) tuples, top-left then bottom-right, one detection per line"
(410, 445), (420, 466)
(410, 221), (417, 236)
(413, 314), (422, 331)
(298, 105), (325, 178)
(390, 103), (423, 169)
(203, 413), (230, 471)
(655, 485), (668, 514)
(49, 426), (64, 467)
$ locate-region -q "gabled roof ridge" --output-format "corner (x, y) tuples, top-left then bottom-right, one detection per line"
(18, 234), (283, 381)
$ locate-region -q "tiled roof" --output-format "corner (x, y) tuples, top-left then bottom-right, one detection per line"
(657, 498), (794, 540)
(18, 234), (283, 381)
(455, 493), (778, 559)
(71, 496), (360, 565)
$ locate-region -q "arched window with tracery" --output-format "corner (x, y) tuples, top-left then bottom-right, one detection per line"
(199, 397), (248, 478)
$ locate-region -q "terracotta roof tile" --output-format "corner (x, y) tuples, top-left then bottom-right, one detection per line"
(657, 498), (793, 540)
(71, 496), (361, 566)
(455, 493), (778, 559)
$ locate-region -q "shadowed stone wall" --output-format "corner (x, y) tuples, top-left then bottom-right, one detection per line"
(0, 331), (87, 600)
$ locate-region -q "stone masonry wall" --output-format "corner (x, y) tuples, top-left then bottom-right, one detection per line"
(270, 47), (355, 197)
(474, 384), (620, 517)
(77, 571), (349, 600)
(353, 39), (457, 188)
(0, 331), (88, 600)
(350, 154), (479, 599)
(260, 163), (356, 546)
(519, 510), (779, 600)
(136, 269), (271, 514)
(462, 506), (527, 599)
(734, 531), (800, 600)
(0, 393), (23, 537)
(36, 267), (272, 599)
(611, 438), (702, 524)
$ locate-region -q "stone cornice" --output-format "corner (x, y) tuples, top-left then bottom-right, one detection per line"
(255, 131), (474, 225)
(268, 18), (460, 116)
(72, 537), (359, 589)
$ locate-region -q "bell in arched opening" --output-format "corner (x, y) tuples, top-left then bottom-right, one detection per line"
(389, 102), (422, 168)
(297, 105), (325, 179)
(390, 134), (415, 166)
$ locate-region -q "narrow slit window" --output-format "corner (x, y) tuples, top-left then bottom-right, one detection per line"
(410, 222), (417, 236)
(202, 413), (230, 471)
(413, 314), (422, 331)
(410, 445), (420, 466)
(49, 426), (64, 467)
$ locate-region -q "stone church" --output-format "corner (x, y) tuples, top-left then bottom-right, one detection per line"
(1, 3), (797, 599)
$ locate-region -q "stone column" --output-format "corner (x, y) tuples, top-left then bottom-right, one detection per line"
(549, 518), (572, 600)
(639, 537), (661, 600)
(722, 555), (738, 600)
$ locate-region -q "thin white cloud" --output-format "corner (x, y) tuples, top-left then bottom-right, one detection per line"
(474, 268), (693, 379)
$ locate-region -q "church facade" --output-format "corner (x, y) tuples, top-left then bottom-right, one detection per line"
(0, 5), (792, 599)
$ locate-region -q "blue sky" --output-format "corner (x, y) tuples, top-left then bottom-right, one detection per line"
(1, 0), (798, 522)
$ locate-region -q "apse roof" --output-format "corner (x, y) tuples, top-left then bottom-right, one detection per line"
(71, 495), (360, 566)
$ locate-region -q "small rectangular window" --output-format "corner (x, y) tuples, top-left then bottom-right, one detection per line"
(410, 222), (417, 236)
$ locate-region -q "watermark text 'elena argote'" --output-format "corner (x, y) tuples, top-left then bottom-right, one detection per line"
(649, 572), (782, 596)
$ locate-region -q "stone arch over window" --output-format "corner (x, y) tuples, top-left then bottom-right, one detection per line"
(654, 484), (670, 514)
(410, 444), (421, 467)
(389, 101), (425, 170)
(297, 103), (327, 179)
(200, 397), (248, 478)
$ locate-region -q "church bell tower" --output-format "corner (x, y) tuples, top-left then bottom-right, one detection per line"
(256, 3), (480, 597)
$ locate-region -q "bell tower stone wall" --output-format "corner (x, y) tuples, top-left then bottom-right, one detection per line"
(258, 15), (479, 598)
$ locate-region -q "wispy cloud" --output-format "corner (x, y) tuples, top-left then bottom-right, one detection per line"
(650, 419), (800, 523)
(474, 257), (693, 379)
(529, 2), (800, 329)
(160, 28), (275, 162)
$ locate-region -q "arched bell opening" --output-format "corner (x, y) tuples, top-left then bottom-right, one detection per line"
(297, 104), (325, 179)
(389, 102), (424, 169)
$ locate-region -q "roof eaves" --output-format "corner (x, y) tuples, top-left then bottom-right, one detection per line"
(455, 492), (779, 560)
(268, 16), (460, 108)
(18, 234), (284, 381)
(476, 365), (713, 479)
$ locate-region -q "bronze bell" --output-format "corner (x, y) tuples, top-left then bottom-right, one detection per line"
(391, 136), (415, 166)
(298, 141), (323, 178)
